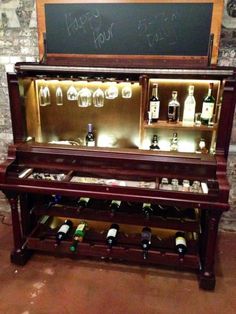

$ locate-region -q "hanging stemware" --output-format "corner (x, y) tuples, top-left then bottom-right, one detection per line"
(77, 86), (92, 107)
(56, 85), (63, 106)
(122, 80), (132, 99)
(67, 82), (78, 101)
(105, 80), (118, 99)
(93, 87), (104, 107)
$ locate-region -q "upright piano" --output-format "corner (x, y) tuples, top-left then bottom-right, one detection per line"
(0, 63), (235, 290)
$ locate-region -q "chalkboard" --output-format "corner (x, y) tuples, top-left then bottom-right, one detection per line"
(45, 3), (213, 56)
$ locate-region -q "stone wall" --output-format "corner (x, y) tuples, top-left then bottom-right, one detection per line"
(0, 0), (236, 230)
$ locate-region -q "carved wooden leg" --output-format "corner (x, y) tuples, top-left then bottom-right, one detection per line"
(4, 191), (32, 265)
(199, 209), (222, 290)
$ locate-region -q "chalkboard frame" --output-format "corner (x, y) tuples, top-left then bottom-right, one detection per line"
(36, 0), (223, 68)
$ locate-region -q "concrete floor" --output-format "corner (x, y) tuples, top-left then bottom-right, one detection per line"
(0, 213), (236, 314)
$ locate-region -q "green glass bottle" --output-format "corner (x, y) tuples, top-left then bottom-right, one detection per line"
(70, 221), (87, 252)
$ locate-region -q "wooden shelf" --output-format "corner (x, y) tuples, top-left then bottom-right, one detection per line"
(144, 120), (218, 131)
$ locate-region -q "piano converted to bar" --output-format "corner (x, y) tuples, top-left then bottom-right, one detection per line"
(0, 0), (236, 291)
(0, 63), (235, 290)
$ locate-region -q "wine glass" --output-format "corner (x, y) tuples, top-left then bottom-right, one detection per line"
(105, 81), (118, 99)
(122, 80), (132, 98)
(77, 86), (92, 107)
(93, 87), (104, 107)
(39, 85), (46, 106)
(56, 85), (63, 106)
(67, 82), (77, 101)
(43, 84), (51, 106)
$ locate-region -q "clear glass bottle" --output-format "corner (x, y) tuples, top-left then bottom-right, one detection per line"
(149, 83), (160, 123)
(182, 85), (196, 126)
(201, 83), (215, 125)
(168, 91), (180, 123)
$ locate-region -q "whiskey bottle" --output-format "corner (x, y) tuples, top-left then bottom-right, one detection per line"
(182, 86), (196, 126)
(168, 91), (180, 123)
(149, 84), (160, 123)
(201, 83), (215, 125)
(85, 123), (95, 147)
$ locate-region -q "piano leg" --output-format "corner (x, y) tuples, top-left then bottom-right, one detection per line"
(199, 209), (222, 290)
(4, 191), (32, 265)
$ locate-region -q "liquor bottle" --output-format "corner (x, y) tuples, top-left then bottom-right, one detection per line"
(109, 200), (121, 216)
(182, 85), (196, 126)
(55, 219), (73, 246)
(150, 134), (160, 150)
(106, 223), (119, 248)
(149, 83), (160, 123)
(201, 83), (215, 125)
(142, 203), (153, 220)
(175, 231), (187, 257)
(141, 227), (152, 259)
(170, 132), (178, 151)
(70, 221), (87, 252)
(85, 123), (95, 147)
(77, 197), (90, 211)
(167, 91), (180, 123)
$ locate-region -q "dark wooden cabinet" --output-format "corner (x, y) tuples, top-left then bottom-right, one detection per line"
(0, 63), (235, 290)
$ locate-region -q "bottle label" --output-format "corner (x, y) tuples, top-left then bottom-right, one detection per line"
(111, 200), (121, 206)
(107, 228), (117, 238)
(176, 236), (186, 247)
(201, 102), (214, 120)
(150, 101), (160, 119)
(87, 141), (95, 147)
(58, 224), (70, 234)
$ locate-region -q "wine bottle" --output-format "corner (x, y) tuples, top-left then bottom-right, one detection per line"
(149, 134), (160, 150)
(175, 231), (187, 256)
(70, 221), (87, 252)
(109, 200), (121, 216)
(141, 227), (152, 259)
(182, 85), (196, 126)
(167, 91), (180, 123)
(149, 83), (160, 123)
(85, 123), (95, 147)
(142, 203), (153, 220)
(201, 83), (215, 125)
(106, 223), (119, 248)
(55, 219), (73, 246)
(77, 197), (90, 211)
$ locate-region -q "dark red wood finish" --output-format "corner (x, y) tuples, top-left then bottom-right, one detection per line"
(1, 63), (236, 290)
